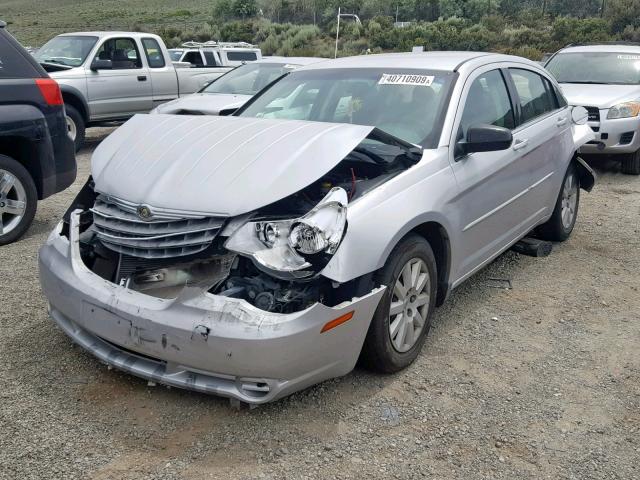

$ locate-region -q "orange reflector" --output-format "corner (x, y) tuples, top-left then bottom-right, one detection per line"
(320, 311), (354, 333)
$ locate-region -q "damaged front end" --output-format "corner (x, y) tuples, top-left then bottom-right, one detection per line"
(40, 118), (419, 404)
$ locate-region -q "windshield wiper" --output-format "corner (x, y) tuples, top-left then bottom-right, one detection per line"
(560, 81), (609, 85)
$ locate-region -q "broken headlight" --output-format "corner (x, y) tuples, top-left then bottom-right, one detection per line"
(225, 188), (347, 277)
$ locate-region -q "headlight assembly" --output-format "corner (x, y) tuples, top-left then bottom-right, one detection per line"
(225, 188), (348, 278)
(607, 101), (640, 119)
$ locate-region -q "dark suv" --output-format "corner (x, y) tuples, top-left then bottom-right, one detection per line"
(0, 20), (76, 244)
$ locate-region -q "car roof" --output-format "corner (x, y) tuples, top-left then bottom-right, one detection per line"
(58, 31), (161, 39)
(298, 51), (535, 72)
(558, 44), (640, 54)
(256, 56), (326, 66)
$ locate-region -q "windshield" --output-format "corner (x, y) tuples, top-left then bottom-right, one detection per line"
(546, 52), (640, 85)
(35, 35), (97, 67)
(238, 68), (455, 147)
(203, 62), (296, 95)
(168, 50), (183, 62)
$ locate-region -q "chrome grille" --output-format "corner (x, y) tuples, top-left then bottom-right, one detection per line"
(91, 196), (226, 259)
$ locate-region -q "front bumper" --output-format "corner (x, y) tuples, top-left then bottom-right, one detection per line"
(38, 213), (385, 405)
(579, 112), (640, 155)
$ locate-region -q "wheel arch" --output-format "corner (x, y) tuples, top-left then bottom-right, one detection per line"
(60, 86), (89, 122)
(378, 216), (452, 307)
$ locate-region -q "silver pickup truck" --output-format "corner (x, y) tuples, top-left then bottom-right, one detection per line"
(34, 32), (245, 150)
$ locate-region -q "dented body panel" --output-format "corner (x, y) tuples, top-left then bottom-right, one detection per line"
(39, 214), (384, 403)
(91, 115), (374, 216)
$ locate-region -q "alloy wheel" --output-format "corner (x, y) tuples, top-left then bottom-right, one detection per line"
(388, 258), (430, 353)
(0, 169), (28, 236)
(561, 172), (578, 229)
(66, 115), (77, 142)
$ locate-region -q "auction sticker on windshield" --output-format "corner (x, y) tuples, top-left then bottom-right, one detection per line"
(379, 73), (434, 86)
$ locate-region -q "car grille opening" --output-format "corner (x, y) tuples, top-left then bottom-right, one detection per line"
(585, 106), (600, 122)
(619, 131), (635, 145)
(91, 195), (226, 259)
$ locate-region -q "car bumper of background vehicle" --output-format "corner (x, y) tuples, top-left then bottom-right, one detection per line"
(38, 214), (385, 405)
(579, 116), (640, 154)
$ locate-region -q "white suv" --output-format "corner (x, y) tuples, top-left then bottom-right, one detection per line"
(546, 43), (640, 175)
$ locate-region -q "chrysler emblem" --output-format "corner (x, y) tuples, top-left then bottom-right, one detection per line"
(137, 205), (152, 220)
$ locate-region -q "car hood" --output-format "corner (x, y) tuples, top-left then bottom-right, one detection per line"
(91, 114), (375, 216)
(559, 83), (640, 109)
(153, 93), (251, 115)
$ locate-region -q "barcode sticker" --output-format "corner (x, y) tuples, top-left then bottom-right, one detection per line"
(378, 73), (434, 86)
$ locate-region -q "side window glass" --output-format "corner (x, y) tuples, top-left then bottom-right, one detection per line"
(510, 69), (557, 123)
(183, 51), (204, 67)
(203, 51), (218, 67)
(459, 70), (515, 141)
(141, 38), (165, 68)
(95, 38), (141, 69)
(0, 37), (38, 78)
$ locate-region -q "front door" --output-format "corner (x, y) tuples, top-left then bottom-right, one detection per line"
(448, 67), (530, 283)
(86, 37), (152, 119)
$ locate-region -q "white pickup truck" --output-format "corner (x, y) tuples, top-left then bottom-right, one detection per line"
(34, 32), (259, 150)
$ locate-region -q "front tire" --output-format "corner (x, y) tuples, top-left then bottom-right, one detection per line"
(0, 155), (38, 245)
(360, 234), (437, 373)
(537, 162), (580, 242)
(621, 149), (640, 175)
(65, 104), (85, 152)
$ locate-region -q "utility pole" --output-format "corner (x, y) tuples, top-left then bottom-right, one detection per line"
(334, 8), (361, 58)
(396, 5), (399, 23)
(542, 0), (547, 15)
(601, 0), (606, 17)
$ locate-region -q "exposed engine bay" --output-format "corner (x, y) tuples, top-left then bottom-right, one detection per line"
(66, 130), (419, 313)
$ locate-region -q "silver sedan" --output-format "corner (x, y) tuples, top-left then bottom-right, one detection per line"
(39, 52), (595, 405)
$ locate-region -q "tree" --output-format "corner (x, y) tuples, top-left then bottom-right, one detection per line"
(234, 0), (258, 19)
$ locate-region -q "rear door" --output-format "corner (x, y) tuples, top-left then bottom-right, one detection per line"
(505, 67), (572, 215)
(86, 36), (152, 118)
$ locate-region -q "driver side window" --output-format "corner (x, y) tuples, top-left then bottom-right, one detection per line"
(94, 38), (141, 69)
(459, 70), (515, 142)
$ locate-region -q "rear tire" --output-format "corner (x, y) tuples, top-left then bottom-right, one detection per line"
(65, 104), (85, 152)
(537, 162), (580, 242)
(0, 155), (38, 245)
(621, 149), (640, 175)
(360, 234), (437, 373)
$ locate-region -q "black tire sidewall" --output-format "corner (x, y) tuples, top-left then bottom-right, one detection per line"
(537, 162), (580, 242)
(65, 104), (85, 153)
(361, 234), (438, 373)
(621, 149), (640, 175)
(0, 155), (38, 245)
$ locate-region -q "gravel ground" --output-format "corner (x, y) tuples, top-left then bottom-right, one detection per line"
(1, 128), (639, 480)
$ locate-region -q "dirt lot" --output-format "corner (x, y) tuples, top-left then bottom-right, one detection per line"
(1, 128), (639, 480)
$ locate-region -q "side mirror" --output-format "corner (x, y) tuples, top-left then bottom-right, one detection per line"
(571, 106), (589, 125)
(90, 59), (112, 71)
(457, 124), (513, 157)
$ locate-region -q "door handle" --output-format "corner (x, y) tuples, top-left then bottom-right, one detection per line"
(512, 139), (528, 151)
(556, 117), (568, 126)
(137, 75), (147, 81)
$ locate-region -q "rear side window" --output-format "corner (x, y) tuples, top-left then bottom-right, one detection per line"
(509, 69), (557, 124)
(183, 51), (204, 66)
(142, 38), (165, 68)
(0, 31), (39, 78)
(226, 51), (257, 62)
(459, 69), (515, 140)
(203, 51), (218, 67)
